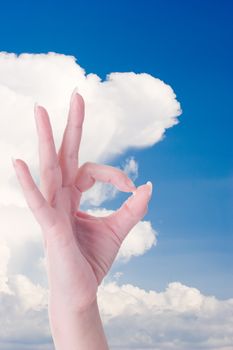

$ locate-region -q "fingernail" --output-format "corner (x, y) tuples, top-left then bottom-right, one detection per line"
(146, 181), (153, 196)
(71, 86), (79, 101)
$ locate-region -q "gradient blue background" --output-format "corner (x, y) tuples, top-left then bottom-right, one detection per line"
(1, 0), (232, 298)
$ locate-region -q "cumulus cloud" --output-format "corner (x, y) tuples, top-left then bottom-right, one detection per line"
(0, 238), (13, 294)
(0, 274), (233, 350)
(0, 50), (170, 289)
(0, 274), (51, 349)
(98, 280), (233, 350)
(0, 50), (231, 350)
(121, 156), (139, 181)
(0, 205), (46, 286)
(0, 51), (181, 207)
(0, 51), (183, 349)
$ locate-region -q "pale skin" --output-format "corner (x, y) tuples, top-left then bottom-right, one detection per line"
(12, 88), (153, 350)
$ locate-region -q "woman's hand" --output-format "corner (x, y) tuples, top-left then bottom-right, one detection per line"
(12, 88), (153, 313)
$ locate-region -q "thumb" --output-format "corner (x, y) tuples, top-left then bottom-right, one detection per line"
(103, 181), (153, 242)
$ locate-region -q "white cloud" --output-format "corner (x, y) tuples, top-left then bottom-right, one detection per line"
(0, 205), (45, 285)
(0, 238), (13, 295)
(0, 50), (231, 350)
(0, 51), (181, 208)
(116, 219), (156, 262)
(4, 51), (227, 350)
(80, 180), (119, 207)
(0, 275), (50, 348)
(98, 280), (233, 350)
(12, 274), (48, 312)
(0, 275), (233, 350)
(121, 156), (139, 181)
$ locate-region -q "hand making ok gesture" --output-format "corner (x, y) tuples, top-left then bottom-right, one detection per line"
(12, 88), (153, 314)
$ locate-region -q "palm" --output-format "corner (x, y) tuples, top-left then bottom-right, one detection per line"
(73, 210), (122, 285)
(44, 182), (125, 306)
(13, 89), (152, 311)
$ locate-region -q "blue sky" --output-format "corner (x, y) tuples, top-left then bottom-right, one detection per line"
(1, 0), (232, 300)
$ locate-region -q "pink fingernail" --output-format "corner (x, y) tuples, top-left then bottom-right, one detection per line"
(71, 86), (79, 101)
(146, 181), (153, 196)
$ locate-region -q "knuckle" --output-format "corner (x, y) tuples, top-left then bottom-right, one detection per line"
(80, 161), (93, 172)
(66, 151), (74, 159)
(83, 161), (93, 168)
(42, 163), (60, 175)
(124, 201), (137, 219)
(29, 199), (44, 213)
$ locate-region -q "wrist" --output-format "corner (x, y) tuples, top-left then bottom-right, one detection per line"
(48, 295), (109, 350)
(48, 292), (98, 322)
(48, 288), (98, 317)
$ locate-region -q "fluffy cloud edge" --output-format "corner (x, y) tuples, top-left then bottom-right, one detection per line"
(0, 272), (233, 350)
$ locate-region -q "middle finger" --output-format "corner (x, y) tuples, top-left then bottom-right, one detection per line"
(34, 104), (62, 204)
